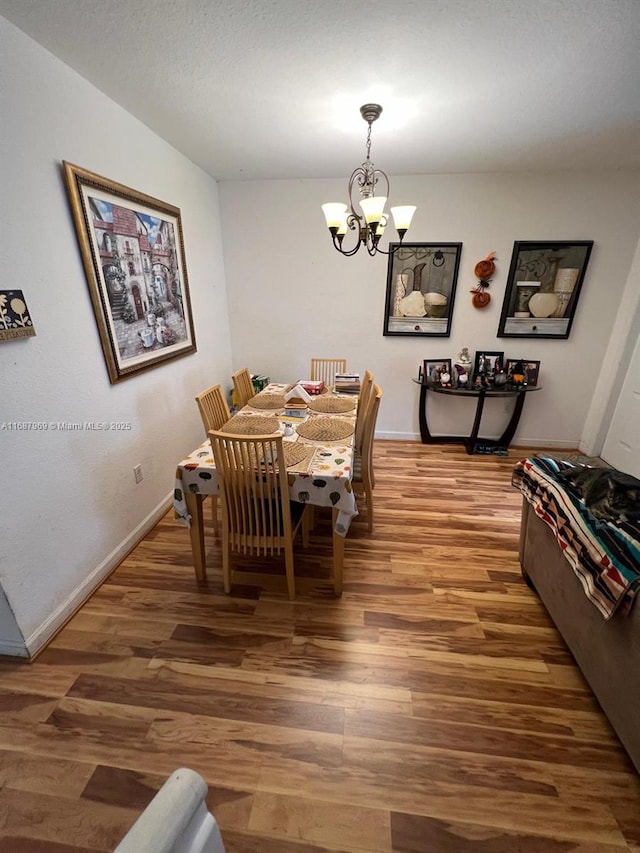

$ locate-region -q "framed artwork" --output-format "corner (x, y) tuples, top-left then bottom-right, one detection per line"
(0, 290), (36, 342)
(506, 359), (541, 386)
(473, 350), (504, 376)
(497, 240), (593, 339)
(423, 358), (452, 385)
(63, 162), (197, 383)
(383, 242), (462, 337)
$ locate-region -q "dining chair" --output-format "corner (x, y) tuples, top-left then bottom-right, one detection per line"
(310, 358), (347, 387)
(195, 384), (231, 537)
(354, 369), (374, 457)
(208, 431), (310, 600)
(352, 383), (382, 534)
(195, 384), (231, 434)
(232, 367), (255, 408)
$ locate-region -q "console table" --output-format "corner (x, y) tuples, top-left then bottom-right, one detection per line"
(412, 380), (541, 454)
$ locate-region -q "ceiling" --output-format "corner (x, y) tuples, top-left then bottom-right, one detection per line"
(2, 0), (640, 181)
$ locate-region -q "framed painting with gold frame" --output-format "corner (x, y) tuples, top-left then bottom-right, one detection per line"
(63, 162), (197, 383)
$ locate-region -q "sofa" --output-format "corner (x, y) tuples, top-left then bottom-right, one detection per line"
(515, 457), (640, 773)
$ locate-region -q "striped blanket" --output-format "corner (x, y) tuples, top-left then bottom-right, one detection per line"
(512, 456), (640, 619)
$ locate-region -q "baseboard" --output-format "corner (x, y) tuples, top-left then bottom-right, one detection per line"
(0, 637), (30, 658)
(23, 492), (173, 659)
(376, 431), (420, 441)
(376, 431), (578, 448)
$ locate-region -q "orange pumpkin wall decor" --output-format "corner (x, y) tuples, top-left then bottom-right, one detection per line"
(471, 251), (496, 309)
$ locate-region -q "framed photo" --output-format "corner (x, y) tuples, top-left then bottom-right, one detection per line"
(0, 290), (36, 342)
(423, 358), (452, 385)
(383, 242), (462, 337)
(497, 240), (593, 339)
(473, 350), (504, 376)
(506, 359), (541, 386)
(63, 162), (197, 383)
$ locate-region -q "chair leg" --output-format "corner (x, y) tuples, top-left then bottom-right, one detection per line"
(365, 485), (374, 533)
(211, 494), (219, 537)
(222, 529), (231, 594)
(284, 540), (296, 601)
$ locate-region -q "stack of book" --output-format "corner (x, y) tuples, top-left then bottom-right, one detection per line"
(334, 373), (361, 394)
(296, 379), (325, 395)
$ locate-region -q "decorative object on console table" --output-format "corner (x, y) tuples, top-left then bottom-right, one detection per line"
(62, 161), (197, 383)
(423, 359), (452, 386)
(506, 359), (540, 387)
(498, 241), (593, 339)
(453, 347), (472, 388)
(383, 242), (462, 337)
(472, 350), (504, 384)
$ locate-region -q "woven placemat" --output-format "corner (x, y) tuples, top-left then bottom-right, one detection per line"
(253, 442), (313, 470)
(309, 396), (356, 413)
(296, 417), (354, 442)
(220, 415), (280, 435)
(249, 393), (285, 409)
(282, 442), (314, 469)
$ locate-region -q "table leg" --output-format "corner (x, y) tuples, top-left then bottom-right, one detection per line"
(332, 508), (344, 597)
(418, 383), (431, 443)
(467, 389), (487, 454)
(498, 390), (527, 448)
(184, 491), (206, 581)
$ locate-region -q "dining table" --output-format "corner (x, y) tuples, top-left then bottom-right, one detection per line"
(173, 382), (360, 595)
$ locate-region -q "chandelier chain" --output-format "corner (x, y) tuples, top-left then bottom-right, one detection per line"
(365, 120), (373, 163)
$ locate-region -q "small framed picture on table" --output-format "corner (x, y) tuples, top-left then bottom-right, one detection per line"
(473, 351), (505, 376)
(423, 359), (452, 386)
(506, 359), (541, 386)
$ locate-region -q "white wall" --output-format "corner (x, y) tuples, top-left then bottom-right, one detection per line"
(219, 173), (640, 445)
(0, 18), (232, 655)
(581, 235), (640, 456)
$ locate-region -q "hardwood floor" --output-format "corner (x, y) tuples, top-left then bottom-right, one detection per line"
(1, 441), (639, 852)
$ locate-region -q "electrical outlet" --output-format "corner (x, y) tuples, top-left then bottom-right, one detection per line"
(133, 464), (143, 484)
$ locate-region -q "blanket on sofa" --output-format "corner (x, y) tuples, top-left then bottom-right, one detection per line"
(512, 456), (640, 619)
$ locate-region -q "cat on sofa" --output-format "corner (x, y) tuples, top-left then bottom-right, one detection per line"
(558, 465), (640, 523)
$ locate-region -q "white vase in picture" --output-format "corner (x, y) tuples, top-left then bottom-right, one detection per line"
(393, 274), (409, 316)
(529, 292), (559, 318)
(400, 290), (427, 317)
(553, 268), (580, 317)
(514, 281), (540, 318)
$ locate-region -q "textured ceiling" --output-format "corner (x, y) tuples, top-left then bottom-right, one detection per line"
(2, 0), (640, 180)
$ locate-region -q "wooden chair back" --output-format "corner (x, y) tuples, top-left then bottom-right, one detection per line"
(355, 369), (374, 454)
(360, 383), (382, 492)
(232, 367), (254, 408)
(195, 384), (231, 436)
(310, 358), (347, 387)
(209, 431), (308, 599)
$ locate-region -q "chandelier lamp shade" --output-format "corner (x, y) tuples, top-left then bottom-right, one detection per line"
(322, 104), (416, 257)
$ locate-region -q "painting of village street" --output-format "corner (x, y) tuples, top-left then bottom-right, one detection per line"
(64, 162), (197, 382)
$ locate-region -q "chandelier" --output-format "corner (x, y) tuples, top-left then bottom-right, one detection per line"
(321, 104), (416, 257)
